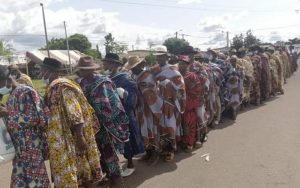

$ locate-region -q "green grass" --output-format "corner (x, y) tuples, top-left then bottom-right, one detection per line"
(1, 80), (45, 104)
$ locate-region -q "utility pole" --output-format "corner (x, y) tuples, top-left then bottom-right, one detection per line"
(175, 32), (178, 38)
(40, 3), (50, 58)
(226, 31), (229, 49)
(63, 21), (72, 74)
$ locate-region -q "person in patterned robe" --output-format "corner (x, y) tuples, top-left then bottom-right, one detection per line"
(152, 52), (186, 161)
(250, 55), (262, 105)
(130, 58), (163, 166)
(237, 48), (254, 107)
(41, 58), (104, 188)
(76, 56), (129, 188)
(103, 54), (144, 176)
(178, 55), (204, 152)
(256, 46), (272, 101)
(0, 65), (50, 188)
(223, 56), (244, 120)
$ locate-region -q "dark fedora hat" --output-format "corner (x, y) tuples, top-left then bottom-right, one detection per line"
(102, 53), (122, 64)
(183, 45), (198, 55)
(41, 58), (68, 72)
(75, 56), (100, 70)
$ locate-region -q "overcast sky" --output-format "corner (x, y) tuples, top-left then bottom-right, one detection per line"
(1, 0), (300, 53)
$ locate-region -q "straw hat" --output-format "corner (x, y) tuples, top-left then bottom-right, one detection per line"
(124, 56), (144, 70)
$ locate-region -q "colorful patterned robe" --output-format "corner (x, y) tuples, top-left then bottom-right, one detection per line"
(153, 64), (186, 151)
(259, 53), (272, 100)
(250, 55), (262, 104)
(181, 71), (205, 147)
(6, 85), (50, 188)
(135, 70), (162, 149)
(237, 57), (254, 103)
(223, 63), (244, 110)
(45, 78), (103, 187)
(110, 72), (144, 159)
(79, 74), (129, 178)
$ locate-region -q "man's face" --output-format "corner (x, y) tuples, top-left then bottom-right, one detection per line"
(102, 61), (111, 71)
(77, 69), (94, 78)
(178, 61), (188, 73)
(156, 54), (168, 66)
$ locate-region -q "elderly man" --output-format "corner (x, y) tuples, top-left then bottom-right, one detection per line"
(0, 65), (50, 188)
(75, 56), (129, 188)
(152, 52), (186, 161)
(103, 53), (144, 176)
(41, 58), (104, 188)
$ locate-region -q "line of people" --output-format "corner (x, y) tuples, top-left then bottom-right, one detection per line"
(0, 44), (298, 188)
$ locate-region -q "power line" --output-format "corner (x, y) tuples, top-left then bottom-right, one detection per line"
(100, 0), (290, 13)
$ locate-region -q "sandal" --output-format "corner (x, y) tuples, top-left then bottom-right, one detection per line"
(164, 152), (175, 162)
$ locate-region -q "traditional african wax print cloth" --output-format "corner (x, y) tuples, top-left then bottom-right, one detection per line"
(237, 57), (254, 102)
(268, 56), (279, 94)
(80, 74), (129, 178)
(153, 64), (186, 149)
(250, 55), (262, 104)
(223, 63), (244, 109)
(270, 53), (284, 93)
(189, 62), (210, 125)
(16, 73), (34, 88)
(181, 71), (205, 146)
(280, 51), (291, 79)
(6, 85), (50, 188)
(110, 72), (144, 159)
(259, 53), (272, 100)
(45, 78), (103, 187)
(135, 70), (162, 148)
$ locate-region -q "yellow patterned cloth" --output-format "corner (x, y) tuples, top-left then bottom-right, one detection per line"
(17, 73), (34, 87)
(45, 78), (103, 188)
(237, 57), (254, 101)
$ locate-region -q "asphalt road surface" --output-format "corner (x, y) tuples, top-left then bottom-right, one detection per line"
(1, 70), (300, 188)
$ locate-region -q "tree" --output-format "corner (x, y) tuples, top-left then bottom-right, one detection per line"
(244, 30), (260, 48)
(288, 38), (300, 44)
(44, 34), (102, 59)
(68, 34), (92, 52)
(163, 37), (189, 55)
(231, 34), (244, 50)
(48, 38), (66, 50)
(104, 33), (128, 54)
(0, 41), (13, 63)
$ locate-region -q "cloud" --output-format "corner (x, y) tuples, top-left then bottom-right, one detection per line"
(202, 24), (224, 33)
(177, 0), (202, 4)
(0, 1), (172, 52)
(0, 0), (63, 11)
(202, 33), (226, 45)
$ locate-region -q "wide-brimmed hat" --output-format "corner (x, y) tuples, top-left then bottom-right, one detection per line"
(207, 49), (218, 56)
(75, 56), (100, 70)
(102, 53), (122, 64)
(41, 57), (68, 72)
(182, 46), (198, 55)
(124, 56), (144, 70)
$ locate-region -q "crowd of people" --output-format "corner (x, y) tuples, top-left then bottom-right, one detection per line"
(0, 44), (299, 188)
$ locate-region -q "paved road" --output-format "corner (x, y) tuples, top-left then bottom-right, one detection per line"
(1, 70), (300, 188)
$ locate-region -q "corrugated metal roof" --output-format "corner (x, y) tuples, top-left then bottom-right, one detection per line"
(26, 50), (85, 66)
